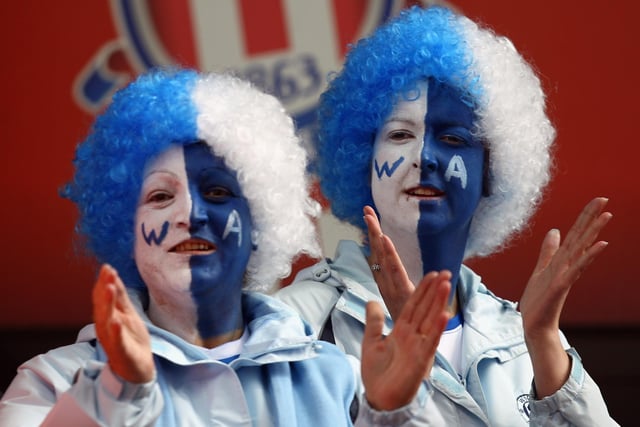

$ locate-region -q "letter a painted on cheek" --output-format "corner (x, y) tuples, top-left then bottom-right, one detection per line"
(223, 209), (243, 247)
(444, 155), (467, 189)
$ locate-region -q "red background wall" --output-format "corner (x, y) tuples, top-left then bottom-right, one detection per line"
(1, 0), (638, 328)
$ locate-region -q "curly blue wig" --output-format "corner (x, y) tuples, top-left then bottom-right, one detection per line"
(317, 6), (555, 258)
(62, 69), (198, 289)
(63, 68), (320, 291)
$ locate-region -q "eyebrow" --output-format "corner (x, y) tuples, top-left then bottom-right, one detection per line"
(382, 116), (418, 127)
(143, 169), (180, 180)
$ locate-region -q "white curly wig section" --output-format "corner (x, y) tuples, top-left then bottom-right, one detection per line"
(457, 15), (556, 259)
(191, 73), (321, 292)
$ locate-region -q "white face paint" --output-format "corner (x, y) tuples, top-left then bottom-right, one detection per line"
(134, 145), (195, 311)
(134, 142), (254, 338)
(371, 79), (485, 287)
(371, 81), (428, 237)
(223, 210), (243, 247)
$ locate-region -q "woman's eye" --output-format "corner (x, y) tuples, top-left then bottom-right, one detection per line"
(204, 186), (232, 200)
(388, 130), (414, 142)
(147, 191), (173, 204)
(440, 134), (466, 146)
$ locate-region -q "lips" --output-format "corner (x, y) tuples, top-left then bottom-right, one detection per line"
(405, 186), (444, 198)
(170, 239), (216, 254)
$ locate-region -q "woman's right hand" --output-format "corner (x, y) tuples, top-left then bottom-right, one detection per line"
(93, 264), (155, 384)
(364, 205), (416, 320)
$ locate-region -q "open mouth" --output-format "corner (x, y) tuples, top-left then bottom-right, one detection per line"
(170, 239), (216, 254)
(405, 186), (444, 198)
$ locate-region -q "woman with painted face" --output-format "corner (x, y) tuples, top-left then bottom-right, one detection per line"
(277, 6), (618, 426)
(0, 69), (453, 426)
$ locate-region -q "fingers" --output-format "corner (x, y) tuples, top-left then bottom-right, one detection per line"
(93, 265), (117, 322)
(533, 228), (561, 274)
(414, 273), (451, 336)
(364, 206), (416, 320)
(364, 205), (384, 262)
(363, 206), (403, 279)
(533, 198), (612, 277)
(110, 268), (132, 312)
(562, 198), (612, 256)
(93, 264), (137, 344)
(398, 270), (451, 331)
(554, 198), (612, 279)
(379, 234), (415, 305)
(364, 301), (385, 345)
(565, 240), (609, 284)
(94, 264), (129, 311)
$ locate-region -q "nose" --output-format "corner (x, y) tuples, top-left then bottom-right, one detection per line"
(413, 136), (438, 173)
(189, 192), (208, 232)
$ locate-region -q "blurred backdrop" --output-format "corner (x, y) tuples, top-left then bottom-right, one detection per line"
(1, 0), (638, 423)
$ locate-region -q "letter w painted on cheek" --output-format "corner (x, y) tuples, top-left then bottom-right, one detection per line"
(374, 157), (405, 179)
(141, 221), (170, 246)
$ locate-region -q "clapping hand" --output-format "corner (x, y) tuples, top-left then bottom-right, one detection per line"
(93, 264), (155, 384)
(519, 197), (612, 397)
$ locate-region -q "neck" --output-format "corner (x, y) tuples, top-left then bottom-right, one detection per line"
(381, 224), (468, 317)
(197, 328), (244, 349)
(148, 289), (245, 349)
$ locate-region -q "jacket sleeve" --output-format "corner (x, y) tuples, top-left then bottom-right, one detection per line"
(0, 343), (163, 427)
(354, 382), (434, 427)
(528, 348), (620, 426)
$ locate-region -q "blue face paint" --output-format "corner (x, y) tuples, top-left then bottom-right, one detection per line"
(371, 79), (485, 305)
(183, 143), (253, 339)
(223, 210), (244, 247)
(417, 80), (485, 289)
(444, 155), (468, 189)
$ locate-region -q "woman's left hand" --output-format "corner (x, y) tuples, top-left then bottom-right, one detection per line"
(361, 269), (450, 410)
(519, 197), (612, 397)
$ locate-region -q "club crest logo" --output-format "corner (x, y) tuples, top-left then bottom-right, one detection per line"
(74, 0), (452, 134)
(516, 393), (531, 422)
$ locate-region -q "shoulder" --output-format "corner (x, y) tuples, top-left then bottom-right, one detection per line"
(292, 340), (357, 389)
(276, 259), (345, 330)
(276, 240), (371, 308)
(3, 335), (98, 399)
(459, 264), (519, 310)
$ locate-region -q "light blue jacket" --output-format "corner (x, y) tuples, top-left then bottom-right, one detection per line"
(1, 292), (372, 427)
(277, 240), (619, 426)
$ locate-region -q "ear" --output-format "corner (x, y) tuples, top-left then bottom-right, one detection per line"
(482, 146), (491, 197)
(251, 230), (259, 251)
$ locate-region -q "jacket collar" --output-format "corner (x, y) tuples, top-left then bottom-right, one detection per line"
(77, 292), (317, 366)
(328, 241), (528, 363)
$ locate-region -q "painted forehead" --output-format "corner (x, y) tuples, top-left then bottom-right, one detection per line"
(144, 142), (227, 171)
(183, 143), (239, 183)
(393, 80), (477, 126)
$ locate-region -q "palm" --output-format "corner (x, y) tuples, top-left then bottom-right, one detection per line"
(364, 205), (416, 320)
(93, 264), (155, 384)
(361, 271), (450, 410)
(519, 197), (612, 341)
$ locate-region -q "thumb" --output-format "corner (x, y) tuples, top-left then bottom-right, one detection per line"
(533, 228), (561, 273)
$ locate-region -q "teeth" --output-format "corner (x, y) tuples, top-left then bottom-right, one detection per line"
(409, 188), (439, 196)
(175, 242), (213, 252)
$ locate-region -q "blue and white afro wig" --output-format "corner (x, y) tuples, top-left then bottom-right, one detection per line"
(317, 6), (556, 259)
(63, 68), (321, 292)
